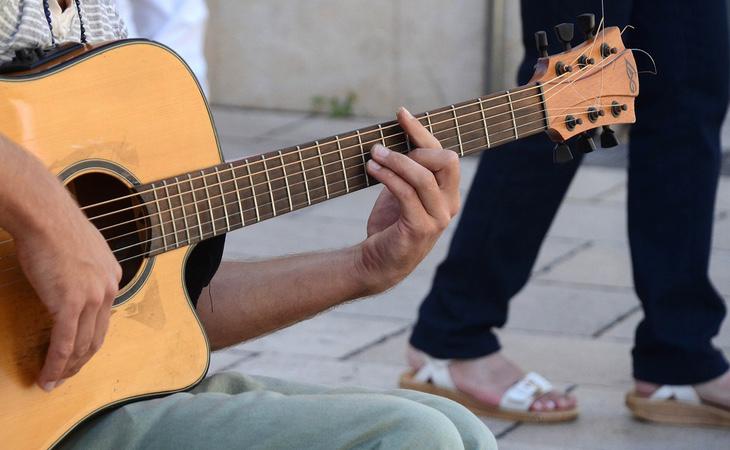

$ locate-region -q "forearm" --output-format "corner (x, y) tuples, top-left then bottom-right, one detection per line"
(197, 245), (376, 350)
(0, 134), (71, 237)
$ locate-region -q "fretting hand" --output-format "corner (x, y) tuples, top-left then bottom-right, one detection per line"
(356, 107), (460, 292)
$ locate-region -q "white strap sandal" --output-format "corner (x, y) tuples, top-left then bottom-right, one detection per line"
(626, 384), (730, 427)
(401, 356), (578, 423)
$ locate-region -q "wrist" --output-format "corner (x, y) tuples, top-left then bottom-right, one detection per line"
(351, 241), (404, 296)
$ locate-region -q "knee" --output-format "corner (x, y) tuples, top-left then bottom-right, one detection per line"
(388, 401), (466, 450)
(418, 396), (498, 450)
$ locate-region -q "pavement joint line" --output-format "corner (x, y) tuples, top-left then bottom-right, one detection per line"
(210, 351), (261, 374)
(338, 325), (411, 361)
(591, 305), (642, 339)
(328, 310), (416, 324)
(494, 421), (522, 440)
(532, 278), (635, 294)
(587, 181), (627, 202)
(533, 240), (594, 276)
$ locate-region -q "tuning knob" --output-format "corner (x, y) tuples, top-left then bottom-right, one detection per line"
(554, 23), (574, 51)
(577, 13), (596, 40)
(553, 142), (574, 164)
(576, 133), (597, 154)
(535, 31), (549, 57)
(600, 126), (620, 148)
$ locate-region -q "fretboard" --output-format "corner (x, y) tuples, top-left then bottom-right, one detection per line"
(137, 83), (547, 256)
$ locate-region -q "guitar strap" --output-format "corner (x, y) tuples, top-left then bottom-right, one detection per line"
(42, 0), (88, 46)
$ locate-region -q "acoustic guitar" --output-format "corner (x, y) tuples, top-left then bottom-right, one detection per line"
(0, 16), (639, 449)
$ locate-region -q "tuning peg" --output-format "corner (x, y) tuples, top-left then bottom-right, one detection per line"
(535, 31), (549, 57)
(577, 13), (596, 40)
(554, 23), (574, 51)
(576, 132), (597, 154)
(553, 142), (574, 164)
(600, 126), (620, 148)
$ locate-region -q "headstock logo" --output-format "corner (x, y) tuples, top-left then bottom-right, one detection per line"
(625, 60), (637, 93)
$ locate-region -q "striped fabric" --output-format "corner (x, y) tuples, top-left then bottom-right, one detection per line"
(0, 0), (126, 65)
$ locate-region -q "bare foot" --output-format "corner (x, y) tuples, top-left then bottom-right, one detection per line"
(635, 370), (730, 409)
(408, 346), (577, 412)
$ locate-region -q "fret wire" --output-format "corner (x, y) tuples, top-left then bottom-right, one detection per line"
(261, 155), (277, 217)
(451, 105), (464, 157)
(335, 136), (350, 193)
(405, 134), (412, 152)
(230, 163), (247, 227)
(297, 146), (312, 205)
(506, 90), (519, 139)
(201, 170), (217, 235)
(174, 177), (191, 245)
(151, 183), (168, 251)
(478, 98), (492, 148)
(187, 173), (204, 239)
(279, 151), (294, 212)
(245, 160), (261, 222)
(214, 166), (232, 230)
(356, 130), (370, 187)
(162, 181), (180, 247)
(378, 124), (386, 146)
(315, 141), (330, 199)
(424, 111), (433, 133)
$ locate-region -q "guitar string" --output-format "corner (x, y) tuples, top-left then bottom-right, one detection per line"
(89, 101), (603, 239)
(102, 108), (598, 261)
(0, 45), (627, 258)
(92, 105), (611, 247)
(57, 40), (608, 216)
(64, 53), (619, 229)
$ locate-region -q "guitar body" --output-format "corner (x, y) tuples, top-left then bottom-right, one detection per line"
(0, 41), (218, 449)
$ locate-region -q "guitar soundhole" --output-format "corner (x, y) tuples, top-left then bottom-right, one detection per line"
(65, 172), (150, 290)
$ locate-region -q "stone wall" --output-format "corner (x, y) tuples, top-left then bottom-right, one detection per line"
(206, 0), (523, 116)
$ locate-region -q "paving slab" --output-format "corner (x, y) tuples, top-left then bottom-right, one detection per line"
(506, 282), (639, 337)
(234, 311), (408, 359)
(566, 166), (627, 202)
(546, 201), (627, 243)
(536, 241), (634, 290)
(211, 106), (306, 140)
(713, 211), (730, 251)
(499, 385), (730, 450)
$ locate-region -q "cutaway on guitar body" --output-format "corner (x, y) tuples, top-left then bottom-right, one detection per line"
(0, 40), (218, 449)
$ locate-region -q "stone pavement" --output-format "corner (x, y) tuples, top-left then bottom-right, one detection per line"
(207, 106), (730, 450)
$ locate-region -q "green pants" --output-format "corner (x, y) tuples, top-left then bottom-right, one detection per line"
(60, 372), (497, 450)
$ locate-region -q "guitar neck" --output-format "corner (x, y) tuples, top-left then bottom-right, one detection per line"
(139, 83), (547, 256)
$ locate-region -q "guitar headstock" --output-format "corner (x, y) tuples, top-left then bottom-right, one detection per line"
(530, 15), (639, 161)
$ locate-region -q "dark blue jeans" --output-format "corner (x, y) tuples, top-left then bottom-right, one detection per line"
(411, 0), (730, 385)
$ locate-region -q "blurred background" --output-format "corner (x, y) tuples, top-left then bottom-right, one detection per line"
(155, 1), (730, 449)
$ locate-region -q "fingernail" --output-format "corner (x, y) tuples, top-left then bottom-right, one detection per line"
(373, 144), (389, 159)
(399, 106), (414, 119)
(41, 381), (56, 392)
(56, 379), (66, 388)
(368, 160), (382, 171)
